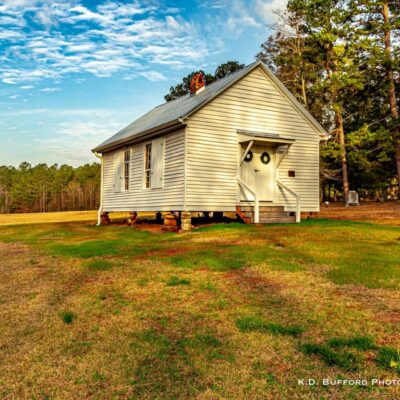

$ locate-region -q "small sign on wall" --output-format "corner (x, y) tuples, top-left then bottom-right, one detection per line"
(288, 170), (295, 177)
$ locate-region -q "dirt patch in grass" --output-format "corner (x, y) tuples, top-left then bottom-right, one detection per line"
(318, 201), (400, 225)
(223, 268), (285, 293)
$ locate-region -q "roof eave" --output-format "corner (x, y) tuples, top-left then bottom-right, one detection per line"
(92, 118), (184, 153)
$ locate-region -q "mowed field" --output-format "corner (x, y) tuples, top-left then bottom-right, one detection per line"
(0, 210), (126, 226)
(0, 208), (399, 399)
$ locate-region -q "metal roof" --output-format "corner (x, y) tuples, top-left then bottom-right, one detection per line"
(93, 61), (328, 152)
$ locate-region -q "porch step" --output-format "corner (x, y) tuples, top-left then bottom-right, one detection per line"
(236, 205), (296, 224)
(243, 211), (292, 218)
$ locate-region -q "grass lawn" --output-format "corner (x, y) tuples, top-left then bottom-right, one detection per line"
(0, 219), (399, 399)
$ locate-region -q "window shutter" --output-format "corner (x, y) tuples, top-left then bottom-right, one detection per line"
(114, 150), (123, 192)
(151, 137), (164, 188)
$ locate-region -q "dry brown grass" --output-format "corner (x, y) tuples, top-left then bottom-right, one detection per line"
(0, 211), (153, 226)
(0, 210), (99, 225)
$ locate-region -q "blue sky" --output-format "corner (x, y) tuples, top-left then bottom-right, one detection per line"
(0, 0), (286, 166)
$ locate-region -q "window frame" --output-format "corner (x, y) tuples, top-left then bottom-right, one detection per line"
(144, 142), (152, 189)
(123, 148), (131, 191)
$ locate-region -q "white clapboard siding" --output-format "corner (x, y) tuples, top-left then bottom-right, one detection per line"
(185, 65), (322, 212)
(102, 129), (185, 212)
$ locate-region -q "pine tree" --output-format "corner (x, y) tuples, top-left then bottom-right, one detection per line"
(352, 0), (400, 186)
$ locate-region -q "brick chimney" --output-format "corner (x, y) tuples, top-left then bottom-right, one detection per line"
(190, 72), (205, 95)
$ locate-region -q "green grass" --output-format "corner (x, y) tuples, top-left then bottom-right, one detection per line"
(166, 275), (191, 286)
(85, 259), (114, 270)
(51, 240), (122, 258)
(236, 316), (304, 337)
(0, 218), (399, 399)
(300, 343), (360, 371)
(375, 347), (400, 373)
(328, 336), (376, 351)
(60, 310), (76, 324)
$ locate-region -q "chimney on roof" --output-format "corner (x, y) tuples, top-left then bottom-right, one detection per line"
(190, 72), (205, 95)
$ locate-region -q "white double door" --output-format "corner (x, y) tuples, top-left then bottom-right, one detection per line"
(240, 145), (275, 201)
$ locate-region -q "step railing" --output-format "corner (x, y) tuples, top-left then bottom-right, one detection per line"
(237, 178), (259, 223)
(277, 180), (301, 223)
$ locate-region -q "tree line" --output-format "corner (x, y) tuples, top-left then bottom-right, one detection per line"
(0, 163), (100, 214)
(166, 1), (399, 203)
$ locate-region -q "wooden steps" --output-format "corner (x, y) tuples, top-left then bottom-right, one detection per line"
(236, 204), (296, 224)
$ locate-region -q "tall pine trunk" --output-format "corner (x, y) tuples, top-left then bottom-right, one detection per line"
(382, 1), (400, 188)
(336, 111), (350, 205)
(326, 52), (350, 206)
(301, 74), (308, 108)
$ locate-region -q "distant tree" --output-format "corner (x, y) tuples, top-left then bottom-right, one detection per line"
(164, 61), (245, 101)
(0, 162), (100, 214)
(256, 10), (320, 111)
(214, 61), (245, 80)
(0, 165), (16, 213)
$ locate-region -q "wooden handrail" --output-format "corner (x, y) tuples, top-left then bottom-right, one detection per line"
(277, 180), (301, 223)
(238, 178), (259, 223)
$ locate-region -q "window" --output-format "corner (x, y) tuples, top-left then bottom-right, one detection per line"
(144, 138), (164, 189)
(145, 143), (152, 188)
(114, 149), (130, 192)
(124, 149), (130, 190)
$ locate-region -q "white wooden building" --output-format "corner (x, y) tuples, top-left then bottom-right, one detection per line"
(92, 61), (329, 227)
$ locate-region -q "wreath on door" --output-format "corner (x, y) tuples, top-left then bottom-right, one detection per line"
(260, 151), (271, 165)
(244, 150), (253, 162)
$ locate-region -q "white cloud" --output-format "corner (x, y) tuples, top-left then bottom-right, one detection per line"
(67, 5), (109, 23)
(139, 70), (167, 82)
(58, 120), (120, 138)
(197, 0), (226, 9)
(40, 87), (60, 92)
(0, 29), (25, 40)
(66, 43), (96, 52)
(255, 0), (288, 24)
(35, 118), (122, 163)
(0, 1), (210, 85)
(20, 85), (34, 89)
(0, 15), (25, 26)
